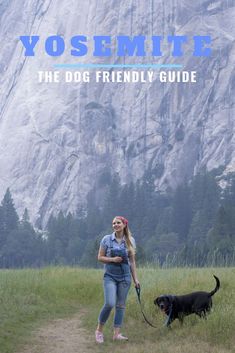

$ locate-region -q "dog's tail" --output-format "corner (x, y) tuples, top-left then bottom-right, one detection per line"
(209, 275), (220, 296)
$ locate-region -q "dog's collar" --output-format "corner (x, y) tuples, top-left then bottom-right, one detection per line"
(163, 295), (175, 327)
(157, 294), (175, 327)
(164, 303), (173, 327)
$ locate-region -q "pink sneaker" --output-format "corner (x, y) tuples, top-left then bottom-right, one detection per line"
(95, 330), (104, 343)
(113, 333), (128, 341)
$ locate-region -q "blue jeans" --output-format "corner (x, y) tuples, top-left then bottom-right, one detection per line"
(98, 273), (131, 327)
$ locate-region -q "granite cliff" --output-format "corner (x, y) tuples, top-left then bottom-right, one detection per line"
(0, 0), (234, 227)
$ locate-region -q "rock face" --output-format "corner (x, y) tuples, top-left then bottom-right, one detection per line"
(0, 0), (234, 227)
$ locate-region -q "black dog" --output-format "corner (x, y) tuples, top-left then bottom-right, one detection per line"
(154, 275), (220, 327)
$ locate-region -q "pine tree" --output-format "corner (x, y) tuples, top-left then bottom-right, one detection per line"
(190, 172), (219, 227)
(46, 212), (68, 263)
(0, 206), (45, 268)
(0, 189), (19, 267)
(206, 206), (235, 264)
(1, 188), (19, 233)
(0, 206), (5, 248)
(172, 184), (192, 241)
(207, 206), (232, 247)
(22, 208), (30, 224)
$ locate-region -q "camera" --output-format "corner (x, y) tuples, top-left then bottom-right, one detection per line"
(110, 248), (128, 264)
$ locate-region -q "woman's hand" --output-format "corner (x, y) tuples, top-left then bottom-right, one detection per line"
(134, 279), (140, 288)
(112, 256), (123, 263)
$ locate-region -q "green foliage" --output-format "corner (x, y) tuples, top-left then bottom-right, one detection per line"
(46, 212), (83, 265)
(0, 188), (19, 257)
(1, 170), (235, 268)
(0, 191), (44, 268)
(172, 184), (192, 241)
(1, 188), (19, 232)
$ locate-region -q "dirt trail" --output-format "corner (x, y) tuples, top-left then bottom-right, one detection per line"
(18, 314), (95, 353)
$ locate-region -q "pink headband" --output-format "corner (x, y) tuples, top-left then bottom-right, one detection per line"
(116, 216), (128, 226)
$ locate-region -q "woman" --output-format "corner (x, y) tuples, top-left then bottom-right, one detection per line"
(95, 216), (140, 343)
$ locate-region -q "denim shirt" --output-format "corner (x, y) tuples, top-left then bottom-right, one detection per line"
(100, 233), (136, 277)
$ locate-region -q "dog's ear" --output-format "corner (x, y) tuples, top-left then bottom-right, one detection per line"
(154, 297), (160, 305)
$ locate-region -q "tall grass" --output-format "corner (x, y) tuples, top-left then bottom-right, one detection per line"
(125, 267), (235, 351)
(0, 267), (101, 353)
(0, 267), (234, 353)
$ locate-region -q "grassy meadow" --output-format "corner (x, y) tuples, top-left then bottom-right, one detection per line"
(0, 266), (234, 353)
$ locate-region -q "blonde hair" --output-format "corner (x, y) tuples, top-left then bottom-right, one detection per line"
(124, 225), (135, 255)
(114, 216), (135, 255)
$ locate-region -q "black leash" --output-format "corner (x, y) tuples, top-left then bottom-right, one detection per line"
(135, 286), (158, 328)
